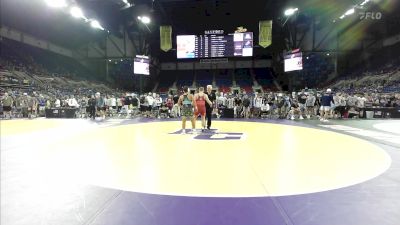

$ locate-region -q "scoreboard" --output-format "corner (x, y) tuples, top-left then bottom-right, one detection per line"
(177, 32), (253, 59)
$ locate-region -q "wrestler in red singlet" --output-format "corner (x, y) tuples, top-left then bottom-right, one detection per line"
(194, 94), (206, 117)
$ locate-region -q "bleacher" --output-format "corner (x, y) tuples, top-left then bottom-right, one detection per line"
(302, 54), (334, 87)
(158, 71), (175, 92)
(254, 68), (276, 91)
(195, 70), (213, 88)
(154, 67), (280, 94)
(176, 71), (194, 88)
(234, 68), (253, 92)
(0, 39), (114, 94)
(329, 59), (400, 93)
(215, 69), (232, 92)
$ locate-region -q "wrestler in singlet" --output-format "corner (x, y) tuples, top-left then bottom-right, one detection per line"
(194, 93), (206, 117)
(181, 93), (194, 118)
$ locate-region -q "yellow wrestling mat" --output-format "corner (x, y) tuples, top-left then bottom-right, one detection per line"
(0, 119), (62, 136)
(1, 120), (391, 197)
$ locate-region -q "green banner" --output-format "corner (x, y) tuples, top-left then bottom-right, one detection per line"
(259, 20), (272, 48)
(160, 26), (172, 52)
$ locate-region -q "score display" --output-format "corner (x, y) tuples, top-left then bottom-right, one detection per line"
(177, 32), (253, 59)
(284, 51), (303, 72)
(133, 55), (150, 75)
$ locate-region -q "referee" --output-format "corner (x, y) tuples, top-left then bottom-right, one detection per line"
(205, 85), (216, 130)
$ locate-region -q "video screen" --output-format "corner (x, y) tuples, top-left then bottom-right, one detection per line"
(284, 52), (303, 72)
(133, 55), (150, 75)
(177, 35), (196, 59)
(176, 32), (253, 59)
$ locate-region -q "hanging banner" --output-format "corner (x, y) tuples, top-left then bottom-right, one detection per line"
(160, 25), (172, 52)
(259, 20), (272, 48)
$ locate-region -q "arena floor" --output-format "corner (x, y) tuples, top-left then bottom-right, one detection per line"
(1, 118), (399, 225)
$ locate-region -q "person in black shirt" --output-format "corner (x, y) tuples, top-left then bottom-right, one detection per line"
(234, 95), (242, 118)
(205, 85), (216, 129)
(297, 91), (307, 120)
(131, 94), (139, 107)
(87, 95), (96, 120)
(123, 94), (131, 114)
(173, 94), (179, 104)
(242, 95), (251, 119)
(139, 95), (146, 113)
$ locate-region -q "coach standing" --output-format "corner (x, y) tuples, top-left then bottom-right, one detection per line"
(205, 85), (216, 130)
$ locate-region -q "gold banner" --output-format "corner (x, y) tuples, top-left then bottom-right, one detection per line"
(160, 26), (172, 52)
(259, 20), (272, 48)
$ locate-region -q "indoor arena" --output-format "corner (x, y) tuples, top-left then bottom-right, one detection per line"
(1, 0), (399, 225)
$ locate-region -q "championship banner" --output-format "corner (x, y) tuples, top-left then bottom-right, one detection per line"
(160, 26), (172, 52)
(259, 20), (272, 48)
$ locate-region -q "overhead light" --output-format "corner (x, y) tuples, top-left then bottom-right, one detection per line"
(44, 0), (67, 8)
(306, 57), (309, 59)
(139, 16), (151, 24)
(120, 59), (123, 62)
(122, 0), (132, 7)
(345, 8), (355, 16)
(108, 59), (112, 62)
(339, 15), (345, 19)
(90, 20), (105, 30)
(284, 8), (298, 16)
(70, 6), (86, 20)
(360, 0), (370, 6)
(326, 53), (330, 56)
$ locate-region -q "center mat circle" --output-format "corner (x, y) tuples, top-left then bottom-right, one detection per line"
(46, 121), (391, 197)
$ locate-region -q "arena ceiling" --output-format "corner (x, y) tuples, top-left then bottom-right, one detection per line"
(1, 0), (399, 50)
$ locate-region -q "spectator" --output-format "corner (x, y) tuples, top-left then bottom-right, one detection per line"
(320, 89), (334, 122)
(1, 93), (13, 119)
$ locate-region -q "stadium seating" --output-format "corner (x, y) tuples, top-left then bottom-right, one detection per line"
(253, 68), (275, 91)
(234, 68), (254, 93)
(214, 69), (232, 92)
(158, 71), (175, 91)
(302, 54), (335, 87)
(219, 86), (231, 93)
(327, 55), (400, 93)
(195, 70), (213, 88)
(0, 39), (114, 94)
(176, 71), (194, 88)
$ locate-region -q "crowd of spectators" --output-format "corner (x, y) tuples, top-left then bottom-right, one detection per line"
(1, 86), (399, 121)
(1, 39), (399, 121)
(1, 53), (399, 121)
(327, 57), (400, 93)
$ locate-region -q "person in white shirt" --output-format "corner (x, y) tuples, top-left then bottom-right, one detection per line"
(147, 93), (154, 108)
(110, 95), (117, 109)
(54, 98), (61, 108)
(260, 97), (270, 118)
(68, 95), (79, 108)
(226, 95), (235, 109)
(217, 92), (226, 107)
(154, 94), (162, 118)
(146, 93), (154, 117)
(253, 94), (263, 118)
(332, 93), (341, 118)
(357, 94), (366, 109)
(216, 92), (226, 118)
(155, 94), (162, 108)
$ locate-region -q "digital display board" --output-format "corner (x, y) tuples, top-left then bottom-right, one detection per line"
(284, 52), (303, 72)
(133, 55), (150, 75)
(177, 32), (253, 59)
